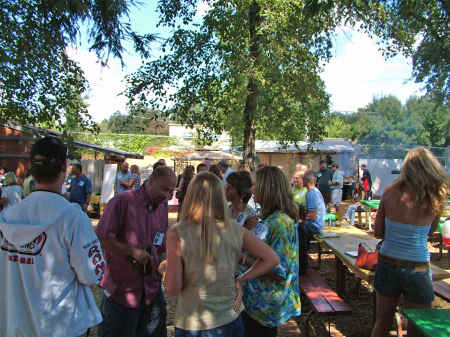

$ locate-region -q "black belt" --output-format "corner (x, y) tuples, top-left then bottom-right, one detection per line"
(379, 254), (430, 267)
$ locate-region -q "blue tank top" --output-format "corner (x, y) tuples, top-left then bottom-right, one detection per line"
(380, 218), (431, 262)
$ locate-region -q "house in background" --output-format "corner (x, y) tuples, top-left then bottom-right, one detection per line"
(168, 123), (232, 147)
(0, 122), (143, 193)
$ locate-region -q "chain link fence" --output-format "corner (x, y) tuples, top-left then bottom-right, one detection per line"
(352, 144), (449, 170)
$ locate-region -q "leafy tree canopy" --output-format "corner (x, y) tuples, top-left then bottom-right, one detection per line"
(102, 109), (169, 135)
(0, 0), (156, 132)
(336, 94), (450, 147)
(125, 0), (361, 166)
(364, 0), (450, 104)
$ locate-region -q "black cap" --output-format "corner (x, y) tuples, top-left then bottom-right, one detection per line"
(30, 137), (73, 165)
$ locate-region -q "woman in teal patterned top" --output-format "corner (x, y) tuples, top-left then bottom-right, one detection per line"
(240, 166), (301, 336)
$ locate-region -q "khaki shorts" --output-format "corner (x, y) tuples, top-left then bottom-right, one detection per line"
(331, 189), (342, 205)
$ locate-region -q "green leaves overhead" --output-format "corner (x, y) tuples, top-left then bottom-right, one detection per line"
(125, 0), (344, 166)
(0, 0), (156, 131)
(335, 94), (450, 147)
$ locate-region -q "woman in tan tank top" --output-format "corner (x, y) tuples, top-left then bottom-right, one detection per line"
(159, 172), (279, 337)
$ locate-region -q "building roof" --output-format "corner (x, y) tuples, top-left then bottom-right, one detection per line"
(3, 122), (144, 159)
(255, 139), (355, 153)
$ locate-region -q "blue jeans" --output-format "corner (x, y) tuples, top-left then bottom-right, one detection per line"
(98, 286), (167, 337)
(302, 220), (321, 236)
(345, 205), (365, 226)
(373, 260), (434, 304)
(175, 316), (244, 337)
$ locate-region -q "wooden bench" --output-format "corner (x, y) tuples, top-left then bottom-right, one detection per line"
(434, 280), (450, 302)
(299, 269), (352, 336)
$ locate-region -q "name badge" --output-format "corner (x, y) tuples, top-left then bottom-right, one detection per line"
(236, 213), (248, 226)
(253, 223), (269, 240)
(318, 173), (322, 178)
(78, 181), (84, 186)
(153, 233), (164, 246)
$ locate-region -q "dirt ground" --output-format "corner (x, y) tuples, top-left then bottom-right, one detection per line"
(90, 198), (450, 337)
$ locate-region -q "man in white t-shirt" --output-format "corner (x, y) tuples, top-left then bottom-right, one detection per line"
(329, 162), (344, 219)
(218, 160), (234, 181)
(0, 137), (105, 336)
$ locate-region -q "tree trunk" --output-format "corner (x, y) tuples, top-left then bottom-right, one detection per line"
(243, 1), (261, 171)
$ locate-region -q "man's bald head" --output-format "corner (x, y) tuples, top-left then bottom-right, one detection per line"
(145, 166), (177, 205)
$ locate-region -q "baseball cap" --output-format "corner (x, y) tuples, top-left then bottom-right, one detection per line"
(330, 162), (339, 168)
(30, 137), (73, 165)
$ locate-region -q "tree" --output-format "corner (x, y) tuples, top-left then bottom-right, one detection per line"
(355, 95), (426, 145)
(406, 95), (450, 147)
(342, 94), (450, 147)
(364, 1), (450, 104)
(125, 0), (346, 168)
(106, 109), (169, 135)
(0, 0), (156, 132)
(325, 115), (353, 139)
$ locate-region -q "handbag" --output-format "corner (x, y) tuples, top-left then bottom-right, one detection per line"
(355, 243), (379, 271)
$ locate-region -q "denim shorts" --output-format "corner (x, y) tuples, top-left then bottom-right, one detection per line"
(175, 315), (244, 337)
(373, 259), (434, 304)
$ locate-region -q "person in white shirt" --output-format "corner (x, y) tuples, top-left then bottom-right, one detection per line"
(218, 160), (234, 182)
(329, 162), (344, 219)
(0, 172), (23, 209)
(0, 137), (105, 337)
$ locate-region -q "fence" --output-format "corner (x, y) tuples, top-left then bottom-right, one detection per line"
(352, 144), (449, 170)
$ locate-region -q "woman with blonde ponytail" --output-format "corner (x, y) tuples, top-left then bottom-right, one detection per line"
(161, 172), (279, 337)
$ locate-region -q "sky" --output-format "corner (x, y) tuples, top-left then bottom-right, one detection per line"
(68, 2), (424, 122)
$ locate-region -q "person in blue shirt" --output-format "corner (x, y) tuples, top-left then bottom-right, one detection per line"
(69, 163), (92, 212)
(301, 170), (326, 235)
(114, 162), (132, 194)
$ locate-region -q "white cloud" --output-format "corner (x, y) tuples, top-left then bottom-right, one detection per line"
(196, 0), (213, 16)
(321, 30), (423, 112)
(67, 46), (133, 122)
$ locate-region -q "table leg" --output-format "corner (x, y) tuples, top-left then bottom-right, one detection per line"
(368, 210), (373, 230)
(335, 256), (346, 298)
(373, 289), (377, 325)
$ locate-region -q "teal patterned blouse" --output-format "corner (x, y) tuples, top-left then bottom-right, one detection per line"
(242, 210), (301, 327)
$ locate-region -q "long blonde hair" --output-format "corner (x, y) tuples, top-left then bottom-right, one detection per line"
(392, 147), (450, 215)
(253, 166), (299, 221)
(178, 172), (240, 263)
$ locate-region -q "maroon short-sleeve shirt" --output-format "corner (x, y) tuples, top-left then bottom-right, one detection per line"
(95, 185), (167, 308)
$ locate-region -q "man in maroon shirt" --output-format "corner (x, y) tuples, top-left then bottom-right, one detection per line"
(95, 166), (177, 337)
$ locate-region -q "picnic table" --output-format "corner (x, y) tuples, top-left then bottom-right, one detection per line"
(358, 200), (380, 230)
(402, 309), (450, 337)
(315, 222), (450, 322)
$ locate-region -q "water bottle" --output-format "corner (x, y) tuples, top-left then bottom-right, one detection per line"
(328, 217), (332, 226)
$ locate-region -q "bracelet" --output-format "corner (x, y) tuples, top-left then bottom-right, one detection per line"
(242, 255), (247, 266)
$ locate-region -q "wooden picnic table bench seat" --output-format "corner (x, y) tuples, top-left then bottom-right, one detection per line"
(434, 280), (450, 302)
(299, 268), (352, 336)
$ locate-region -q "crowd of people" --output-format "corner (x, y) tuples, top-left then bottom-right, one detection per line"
(0, 136), (448, 337)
